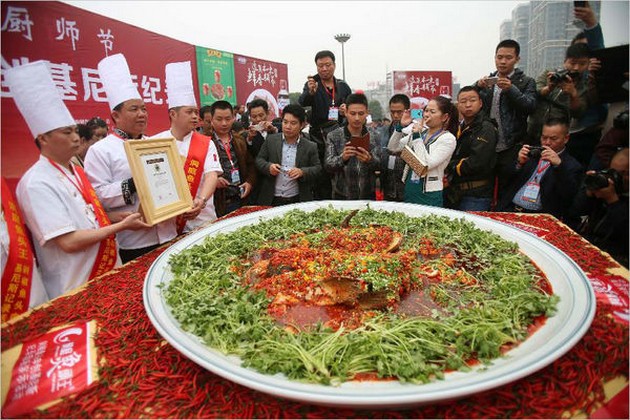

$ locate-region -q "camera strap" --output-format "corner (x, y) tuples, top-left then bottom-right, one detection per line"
(533, 160), (551, 183)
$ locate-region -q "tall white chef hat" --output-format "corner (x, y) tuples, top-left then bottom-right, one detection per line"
(165, 61), (197, 108)
(98, 53), (142, 111)
(5, 60), (76, 138)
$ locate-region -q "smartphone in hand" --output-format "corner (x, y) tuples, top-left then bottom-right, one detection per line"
(410, 109), (423, 120)
(486, 76), (499, 86)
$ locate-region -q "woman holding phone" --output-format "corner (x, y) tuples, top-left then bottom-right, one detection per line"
(388, 95), (458, 206)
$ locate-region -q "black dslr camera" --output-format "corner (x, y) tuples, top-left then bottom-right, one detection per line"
(549, 69), (580, 84)
(527, 146), (544, 159)
(584, 168), (624, 194)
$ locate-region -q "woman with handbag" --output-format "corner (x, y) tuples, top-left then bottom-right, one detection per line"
(387, 96), (458, 206)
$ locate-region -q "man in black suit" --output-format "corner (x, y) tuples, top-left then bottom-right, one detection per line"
(255, 104), (321, 206)
(497, 118), (583, 222)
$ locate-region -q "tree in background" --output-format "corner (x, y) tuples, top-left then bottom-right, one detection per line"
(289, 92), (301, 105)
(368, 100), (384, 120)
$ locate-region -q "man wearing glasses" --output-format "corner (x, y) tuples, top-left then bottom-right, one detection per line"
(299, 50), (352, 199)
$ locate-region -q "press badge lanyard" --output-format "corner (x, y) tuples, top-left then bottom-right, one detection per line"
(221, 136), (234, 166)
(217, 134), (241, 184)
(322, 80), (336, 107)
(521, 159), (550, 203)
(532, 159), (551, 183)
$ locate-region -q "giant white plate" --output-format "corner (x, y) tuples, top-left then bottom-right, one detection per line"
(143, 201), (596, 409)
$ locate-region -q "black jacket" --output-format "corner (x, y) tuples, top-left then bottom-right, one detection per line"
(247, 132), (265, 158)
(298, 74), (351, 128)
(254, 133), (322, 205)
(571, 187), (629, 267)
(447, 113), (498, 196)
(479, 68), (537, 152)
(497, 150), (584, 221)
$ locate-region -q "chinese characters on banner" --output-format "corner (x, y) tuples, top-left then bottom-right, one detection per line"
(1, 1), (196, 185)
(392, 71), (453, 111)
(1, 1), (288, 187)
(1, 321), (96, 417)
(1, 178), (34, 322)
(233, 54), (290, 119)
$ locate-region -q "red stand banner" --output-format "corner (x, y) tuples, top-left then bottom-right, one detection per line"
(233, 54), (290, 119)
(2, 321), (96, 417)
(392, 70), (453, 111)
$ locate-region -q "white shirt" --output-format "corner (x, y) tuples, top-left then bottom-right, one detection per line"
(1, 210), (49, 308)
(84, 133), (177, 249)
(16, 156), (120, 299)
(388, 130), (456, 193)
(151, 129), (223, 231)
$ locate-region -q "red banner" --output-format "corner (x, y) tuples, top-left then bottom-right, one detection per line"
(1, 1), (196, 186)
(1, 177), (33, 322)
(392, 71), (453, 110)
(2, 321), (96, 417)
(233, 54), (289, 120)
(589, 274), (629, 324)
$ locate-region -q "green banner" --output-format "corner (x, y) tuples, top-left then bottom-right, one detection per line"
(195, 46), (237, 106)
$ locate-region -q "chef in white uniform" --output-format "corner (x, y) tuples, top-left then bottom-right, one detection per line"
(6, 61), (148, 300)
(84, 53), (177, 263)
(151, 61), (222, 232)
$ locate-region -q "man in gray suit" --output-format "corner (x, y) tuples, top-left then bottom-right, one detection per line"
(255, 104), (322, 206)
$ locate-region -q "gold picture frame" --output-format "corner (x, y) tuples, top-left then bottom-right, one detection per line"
(124, 138), (193, 226)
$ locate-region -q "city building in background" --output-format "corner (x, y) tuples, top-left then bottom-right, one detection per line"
(500, 1), (601, 78)
(500, 19), (513, 43)
(512, 3), (531, 73)
(364, 80), (391, 118)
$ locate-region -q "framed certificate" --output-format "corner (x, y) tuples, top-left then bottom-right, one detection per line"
(124, 138), (193, 225)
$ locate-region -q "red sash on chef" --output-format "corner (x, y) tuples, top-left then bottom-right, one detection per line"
(72, 166), (118, 279)
(46, 160), (117, 280)
(177, 131), (210, 234)
(1, 178), (34, 322)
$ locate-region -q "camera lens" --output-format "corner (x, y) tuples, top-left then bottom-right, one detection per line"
(584, 173), (610, 190)
(528, 148), (542, 159)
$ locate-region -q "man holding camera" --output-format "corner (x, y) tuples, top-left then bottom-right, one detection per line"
(497, 119), (583, 222)
(299, 50), (352, 199)
(571, 148), (628, 267)
(526, 43), (593, 146)
(476, 40), (537, 201)
(245, 98), (278, 159)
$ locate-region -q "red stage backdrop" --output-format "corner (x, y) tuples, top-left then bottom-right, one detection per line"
(1, 1), (196, 186)
(392, 71), (453, 110)
(1, 1), (288, 188)
(233, 54), (290, 120)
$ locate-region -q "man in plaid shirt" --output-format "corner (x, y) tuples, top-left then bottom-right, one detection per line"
(324, 93), (380, 200)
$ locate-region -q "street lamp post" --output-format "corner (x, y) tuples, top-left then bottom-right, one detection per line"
(334, 33), (351, 81)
